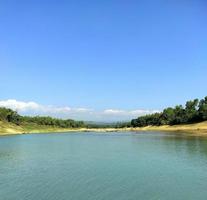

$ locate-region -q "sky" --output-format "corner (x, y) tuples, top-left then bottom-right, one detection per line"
(0, 0), (207, 121)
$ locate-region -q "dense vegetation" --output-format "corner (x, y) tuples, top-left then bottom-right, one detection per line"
(0, 107), (20, 124)
(0, 107), (85, 128)
(131, 96), (207, 127)
(0, 107), (128, 129)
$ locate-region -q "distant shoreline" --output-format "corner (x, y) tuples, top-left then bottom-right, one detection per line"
(1, 120), (207, 136)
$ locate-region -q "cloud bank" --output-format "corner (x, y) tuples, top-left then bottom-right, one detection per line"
(0, 99), (159, 122)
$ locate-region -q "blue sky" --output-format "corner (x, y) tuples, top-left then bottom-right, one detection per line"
(0, 0), (207, 121)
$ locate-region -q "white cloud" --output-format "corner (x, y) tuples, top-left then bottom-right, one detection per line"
(129, 109), (160, 115)
(0, 99), (41, 112)
(74, 108), (93, 112)
(0, 99), (90, 116)
(0, 99), (159, 122)
(103, 109), (125, 115)
(103, 109), (159, 117)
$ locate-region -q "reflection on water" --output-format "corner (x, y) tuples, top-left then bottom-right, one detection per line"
(159, 133), (207, 160)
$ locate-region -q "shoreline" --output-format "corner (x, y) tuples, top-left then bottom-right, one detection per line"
(1, 121), (207, 136)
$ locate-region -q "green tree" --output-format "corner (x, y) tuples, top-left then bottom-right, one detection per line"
(185, 99), (199, 123)
(198, 97), (207, 120)
(131, 97), (207, 127)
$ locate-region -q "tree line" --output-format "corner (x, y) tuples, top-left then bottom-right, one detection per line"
(131, 96), (207, 127)
(0, 107), (85, 128)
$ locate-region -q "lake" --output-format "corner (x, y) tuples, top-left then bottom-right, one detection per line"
(0, 132), (207, 200)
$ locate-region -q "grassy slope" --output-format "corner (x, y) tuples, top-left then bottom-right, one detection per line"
(0, 120), (24, 135)
(0, 121), (81, 136)
(1, 120), (207, 136)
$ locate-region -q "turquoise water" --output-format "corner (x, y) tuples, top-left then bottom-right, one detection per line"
(1, 132), (207, 200)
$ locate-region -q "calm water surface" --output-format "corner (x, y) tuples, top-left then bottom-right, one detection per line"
(0, 132), (207, 200)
